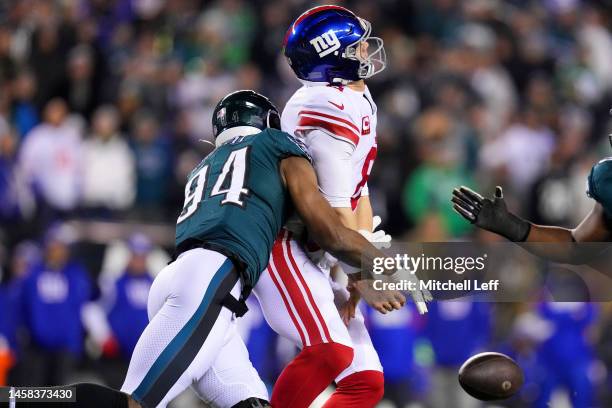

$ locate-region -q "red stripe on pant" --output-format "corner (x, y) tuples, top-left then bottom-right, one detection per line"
(283, 231), (333, 342)
(270, 232), (325, 345)
(266, 264), (307, 346)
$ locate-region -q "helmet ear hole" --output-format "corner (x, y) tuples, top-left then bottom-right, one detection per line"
(267, 110), (281, 130)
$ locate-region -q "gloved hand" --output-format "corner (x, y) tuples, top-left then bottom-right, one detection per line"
(317, 215), (392, 270)
(451, 186), (531, 242)
(316, 251), (338, 271)
(400, 269), (432, 315)
(358, 215), (392, 249)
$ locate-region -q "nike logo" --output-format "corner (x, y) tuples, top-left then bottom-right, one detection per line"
(328, 101), (345, 110)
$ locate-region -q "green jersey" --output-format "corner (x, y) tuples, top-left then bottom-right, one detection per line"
(587, 157), (612, 220)
(175, 128), (310, 286)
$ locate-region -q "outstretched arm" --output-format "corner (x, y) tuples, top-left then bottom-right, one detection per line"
(452, 186), (612, 264)
(524, 202), (611, 265)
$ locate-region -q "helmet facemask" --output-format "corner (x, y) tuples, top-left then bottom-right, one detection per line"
(344, 18), (387, 79)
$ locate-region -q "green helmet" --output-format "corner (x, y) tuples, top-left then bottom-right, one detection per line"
(212, 90), (281, 146)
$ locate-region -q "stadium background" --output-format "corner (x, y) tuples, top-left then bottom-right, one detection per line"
(0, 0), (612, 406)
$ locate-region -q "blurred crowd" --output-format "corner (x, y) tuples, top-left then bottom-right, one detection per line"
(1, 0), (612, 406)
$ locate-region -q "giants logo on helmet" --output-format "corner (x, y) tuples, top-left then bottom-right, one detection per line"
(309, 30), (341, 58)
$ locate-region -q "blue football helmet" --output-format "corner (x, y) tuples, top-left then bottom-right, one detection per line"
(283, 5), (386, 84)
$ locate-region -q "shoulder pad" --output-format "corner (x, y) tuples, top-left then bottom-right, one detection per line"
(267, 129), (312, 162)
(294, 87), (360, 147)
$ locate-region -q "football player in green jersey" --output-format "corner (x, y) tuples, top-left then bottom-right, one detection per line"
(451, 143), (612, 263)
(113, 90), (405, 408)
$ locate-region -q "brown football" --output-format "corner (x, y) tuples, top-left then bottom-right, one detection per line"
(458, 352), (524, 401)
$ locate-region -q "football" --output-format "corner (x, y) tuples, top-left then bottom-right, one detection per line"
(458, 352), (524, 401)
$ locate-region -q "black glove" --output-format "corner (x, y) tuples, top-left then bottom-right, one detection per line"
(451, 186), (531, 242)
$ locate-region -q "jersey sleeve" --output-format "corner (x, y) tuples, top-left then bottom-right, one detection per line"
(294, 88), (361, 148)
(306, 129), (354, 208)
(360, 183), (369, 197)
(587, 158), (612, 215)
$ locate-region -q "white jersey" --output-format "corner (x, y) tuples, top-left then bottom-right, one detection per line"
(282, 82), (378, 210)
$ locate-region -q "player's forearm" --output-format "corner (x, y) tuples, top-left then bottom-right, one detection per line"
(525, 224), (573, 242)
(523, 220), (612, 265)
(520, 224), (588, 264)
(452, 186), (589, 264)
(334, 206), (358, 230)
(355, 196), (373, 231)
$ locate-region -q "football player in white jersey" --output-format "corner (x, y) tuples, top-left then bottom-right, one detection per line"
(250, 6), (430, 408)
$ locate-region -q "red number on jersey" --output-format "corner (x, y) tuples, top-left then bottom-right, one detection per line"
(351, 145), (377, 210)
